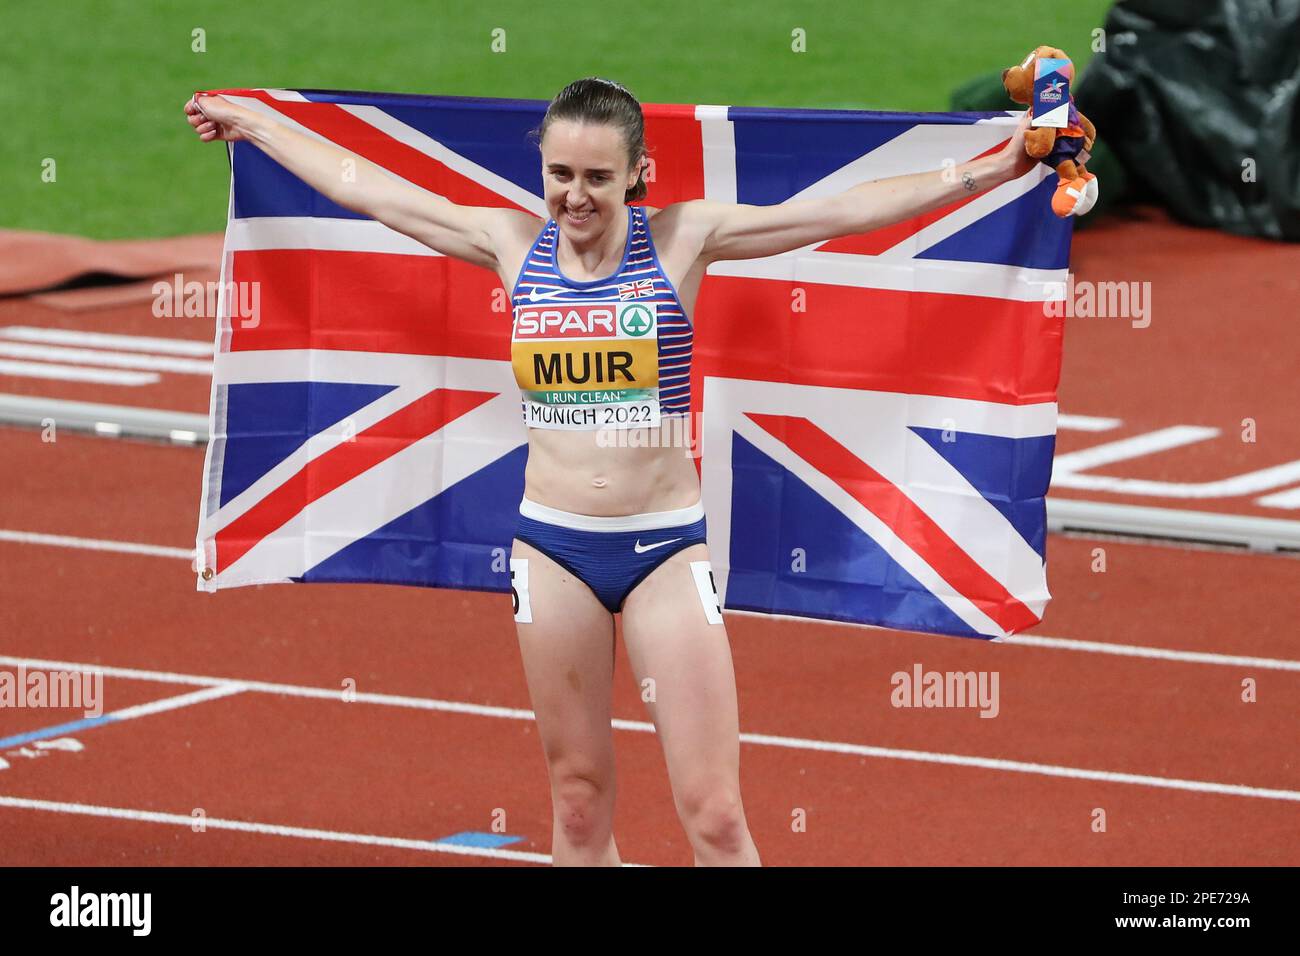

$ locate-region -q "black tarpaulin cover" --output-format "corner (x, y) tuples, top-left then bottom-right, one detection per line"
(1077, 0), (1300, 240)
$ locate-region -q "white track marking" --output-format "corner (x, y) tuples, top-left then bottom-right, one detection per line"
(725, 730), (1300, 803)
(0, 359), (158, 385)
(1053, 426), (1220, 472)
(1002, 634), (1300, 671)
(0, 326), (213, 356)
(1, 654), (1297, 802)
(0, 655), (537, 721)
(1057, 414), (1122, 431)
(0, 796), (554, 865)
(0, 686), (244, 749)
(33, 739), (83, 752)
(1257, 485), (1300, 509)
(1059, 455), (1300, 499)
(108, 685), (246, 722)
(0, 530), (193, 560)
(0, 342), (213, 375)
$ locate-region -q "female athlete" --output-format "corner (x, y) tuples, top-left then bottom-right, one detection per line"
(186, 78), (1035, 866)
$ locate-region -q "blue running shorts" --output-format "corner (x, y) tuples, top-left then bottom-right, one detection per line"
(513, 495), (708, 613)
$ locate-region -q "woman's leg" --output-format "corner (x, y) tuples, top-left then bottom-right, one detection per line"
(620, 543), (761, 866)
(511, 537), (622, 866)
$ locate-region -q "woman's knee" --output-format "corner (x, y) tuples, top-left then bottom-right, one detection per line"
(550, 763), (616, 845)
(676, 785), (748, 851)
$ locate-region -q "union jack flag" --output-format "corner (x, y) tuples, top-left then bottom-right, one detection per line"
(617, 278), (657, 299)
(195, 88), (1071, 640)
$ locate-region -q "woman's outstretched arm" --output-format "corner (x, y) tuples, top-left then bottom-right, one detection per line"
(686, 111), (1040, 264)
(184, 93), (532, 270)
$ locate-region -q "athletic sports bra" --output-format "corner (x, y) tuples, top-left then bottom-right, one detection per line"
(509, 204), (693, 431)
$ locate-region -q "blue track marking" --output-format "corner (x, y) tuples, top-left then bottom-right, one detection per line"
(0, 715), (117, 750)
(435, 831), (525, 848)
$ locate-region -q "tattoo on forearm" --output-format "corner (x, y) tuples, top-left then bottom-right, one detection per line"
(962, 172), (977, 192)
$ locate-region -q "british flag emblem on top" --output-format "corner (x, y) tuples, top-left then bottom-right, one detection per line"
(617, 278), (657, 299)
(194, 88), (1071, 641)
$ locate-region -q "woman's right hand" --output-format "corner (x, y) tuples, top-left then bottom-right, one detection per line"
(184, 93), (253, 143)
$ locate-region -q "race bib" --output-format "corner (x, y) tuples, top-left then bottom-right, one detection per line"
(511, 301), (661, 430)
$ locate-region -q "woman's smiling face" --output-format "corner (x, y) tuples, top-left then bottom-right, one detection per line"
(541, 119), (641, 240)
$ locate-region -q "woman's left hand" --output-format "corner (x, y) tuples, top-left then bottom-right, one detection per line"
(997, 110), (1040, 181)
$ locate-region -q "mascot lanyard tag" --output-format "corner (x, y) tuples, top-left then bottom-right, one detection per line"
(1032, 56), (1074, 128)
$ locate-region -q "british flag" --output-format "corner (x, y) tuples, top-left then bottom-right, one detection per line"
(195, 88), (1070, 640)
(617, 278), (658, 299)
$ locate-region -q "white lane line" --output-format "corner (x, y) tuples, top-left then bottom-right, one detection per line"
(730, 610), (1300, 670)
(1052, 425), (1219, 473)
(1003, 634), (1300, 671)
(0, 359), (158, 386)
(0, 796), (554, 865)
(0, 530), (193, 560)
(0, 342), (213, 375)
(3, 654), (1297, 803)
(1257, 485), (1300, 509)
(0, 685), (245, 749)
(108, 684), (245, 722)
(0, 326), (213, 357)
(1057, 414), (1122, 432)
(0, 654), (537, 722)
(730, 731), (1300, 802)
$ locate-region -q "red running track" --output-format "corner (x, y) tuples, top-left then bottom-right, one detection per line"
(1, 210), (1298, 864)
(0, 425), (1297, 866)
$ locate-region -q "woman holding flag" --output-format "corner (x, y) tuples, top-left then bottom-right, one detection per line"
(186, 78), (1034, 866)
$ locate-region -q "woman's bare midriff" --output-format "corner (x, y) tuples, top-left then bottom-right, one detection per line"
(499, 204), (710, 518)
(522, 423), (702, 515)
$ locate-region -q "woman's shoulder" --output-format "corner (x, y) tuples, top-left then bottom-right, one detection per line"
(492, 208), (548, 256)
(489, 209), (548, 292)
(644, 201), (709, 228)
(641, 201), (717, 250)
(643, 200), (727, 226)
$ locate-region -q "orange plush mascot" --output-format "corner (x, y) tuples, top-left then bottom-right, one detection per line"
(1003, 46), (1099, 217)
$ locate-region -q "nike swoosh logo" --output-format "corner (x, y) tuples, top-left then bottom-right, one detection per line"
(528, 286), (584, 303)
(634, 537), (682, 554)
